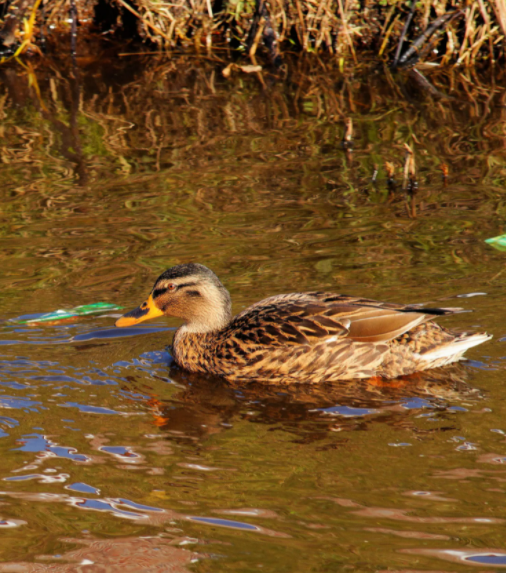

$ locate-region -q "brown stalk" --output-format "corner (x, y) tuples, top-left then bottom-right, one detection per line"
(403, 143), (417, 216)
(249, 19), (264, 59)
(337, 0), (357, 64)
(314, 0), (330, 51)
(342, 117), (353, 148)
(294, 0), (306, 49)
(492, 0), (506, 39)
(379, 14), (400, 57)
(458, 4), (476, 64)
(441, 163), (449, 187)
(115, 0), (173, 43)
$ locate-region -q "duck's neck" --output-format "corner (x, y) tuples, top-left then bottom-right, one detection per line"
(171, 298), (231, 371)
(172, 325), (217, 373)
(180, 284), (232, 334)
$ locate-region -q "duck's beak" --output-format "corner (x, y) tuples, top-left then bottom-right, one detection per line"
(115, 294), (164, 327)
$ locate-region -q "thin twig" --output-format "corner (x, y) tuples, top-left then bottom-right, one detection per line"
(392, 0), (416, 68)
(398, 9), (464, 67)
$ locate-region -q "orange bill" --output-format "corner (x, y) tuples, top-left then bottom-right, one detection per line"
(115, 294), (164, 327)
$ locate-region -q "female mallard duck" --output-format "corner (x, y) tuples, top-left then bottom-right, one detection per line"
(116, 263), (491, 383)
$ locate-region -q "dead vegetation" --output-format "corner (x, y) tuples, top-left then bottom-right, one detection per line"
(0, 0), (505, 66)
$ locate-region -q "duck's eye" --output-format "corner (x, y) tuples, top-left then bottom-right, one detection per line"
(167, 283), (177, 291)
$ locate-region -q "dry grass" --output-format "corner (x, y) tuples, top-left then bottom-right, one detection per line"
(0, 0), (505, 66)
(121, 0), (506, 66)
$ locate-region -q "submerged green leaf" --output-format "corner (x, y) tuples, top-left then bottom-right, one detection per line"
(485, 234), (506, 251)
(12, 303), (124, 324)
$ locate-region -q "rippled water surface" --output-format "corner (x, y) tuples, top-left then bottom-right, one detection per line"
(1, 56), (506, 571)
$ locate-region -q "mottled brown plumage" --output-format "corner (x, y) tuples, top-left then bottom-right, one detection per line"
(116, 263), (491, 383)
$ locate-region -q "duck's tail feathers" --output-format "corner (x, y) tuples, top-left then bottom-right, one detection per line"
(420, 332), (492, 363)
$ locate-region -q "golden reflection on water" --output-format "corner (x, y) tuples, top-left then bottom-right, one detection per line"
(0, 56), (506, 571)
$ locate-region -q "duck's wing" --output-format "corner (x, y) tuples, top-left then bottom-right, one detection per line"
(228, 293), (461, 347)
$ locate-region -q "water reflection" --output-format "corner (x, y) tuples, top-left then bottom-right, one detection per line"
(0, 535), (201, 572)
(15, 433), (89, 461)
(0, 55), (506, 571)
(148, 363), (480, 443)
(401, 548), (506, 568)
(66, 482), (100, 494)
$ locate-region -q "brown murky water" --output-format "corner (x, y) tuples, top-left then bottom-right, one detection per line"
(0, 55), (506, 571)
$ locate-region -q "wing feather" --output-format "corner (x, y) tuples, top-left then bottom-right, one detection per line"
(226, 292), (455, 348)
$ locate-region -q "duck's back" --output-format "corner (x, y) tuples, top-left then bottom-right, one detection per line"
(172, 292), (490, 383)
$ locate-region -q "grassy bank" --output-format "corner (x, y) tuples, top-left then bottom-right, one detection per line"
(0, 0), (505, 67)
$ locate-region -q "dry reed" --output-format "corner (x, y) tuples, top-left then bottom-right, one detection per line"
(0, 0), (504, 66)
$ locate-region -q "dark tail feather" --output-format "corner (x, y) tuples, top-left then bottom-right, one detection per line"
(401, 306), (464, 316)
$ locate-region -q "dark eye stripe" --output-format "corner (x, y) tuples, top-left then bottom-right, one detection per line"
(152, 282), (198, 299)
(152, 288), (167, 298)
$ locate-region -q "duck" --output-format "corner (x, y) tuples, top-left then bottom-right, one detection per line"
(115, 263), (491, 384)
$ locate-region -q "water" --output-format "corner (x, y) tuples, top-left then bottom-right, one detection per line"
(0, 56), (505, 571)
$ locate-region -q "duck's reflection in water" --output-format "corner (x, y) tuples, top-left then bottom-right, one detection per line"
(140, 364), (482, 444)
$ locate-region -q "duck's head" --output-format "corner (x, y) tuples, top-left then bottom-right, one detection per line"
(116, 263), (232, 333)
